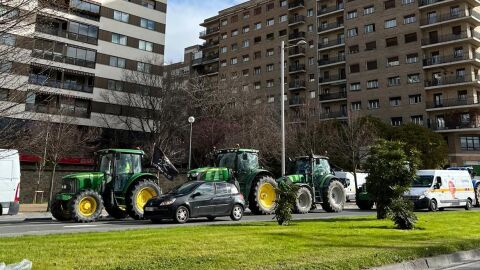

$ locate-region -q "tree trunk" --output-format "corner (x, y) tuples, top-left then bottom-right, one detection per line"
(376, 202), (387, 219)
(47, 163), (57, 212)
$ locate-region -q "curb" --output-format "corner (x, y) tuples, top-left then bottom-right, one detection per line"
(370, 249), (480, 270)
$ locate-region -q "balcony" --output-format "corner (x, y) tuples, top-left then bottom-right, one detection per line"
(202, 40), (220, 49)
(289, 15), (306, 26)
(203, 65), (219, 75)
(31, 50), (96, 69)
(431, 119), (480, 131)
(25, 102), (90, 118)
(28, 73), (94, 93)
(289, 97), (306, 107)
(426, 98), (480, 110)
(200, 27), (219, 38)
(288, 32), (306, 41)
(289, 80), (306, 90)
(421, 31), (480, 47)
(319, 111), (348, 120)
(423, 53), (480, 68)
(289, 64), (306, 73)
(424, 75), (480, 88)
(419, 0), (479, 8)
(318, 22), (344, 33)
(318, 55), (346, 66)
(317, 4), (344, 17)
(318, 38), (345, 50)
(288, 1), (305, 10)
(288, 47), (306, 57)
(319, 91), (347, 101)
(420, 10), (480, 27)
(319, 74), (346, 85)
(35, 24), (98, 45)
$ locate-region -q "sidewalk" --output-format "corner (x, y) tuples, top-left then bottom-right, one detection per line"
(20, 204), (48, 213)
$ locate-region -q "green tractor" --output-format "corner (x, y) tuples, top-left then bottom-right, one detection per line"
(187, 148), (277, 215)
(280, 155), (349, 213)
(51, 149), (164, 223)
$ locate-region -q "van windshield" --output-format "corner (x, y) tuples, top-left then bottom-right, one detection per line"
(412, 175), (434, 187)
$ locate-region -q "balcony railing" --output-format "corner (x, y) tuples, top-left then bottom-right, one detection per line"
(424, 75), (480, 87)
(423, 53), (480, 66)
(200, 27), (219, 38)
(289, 97), (306, 106)
(35, 26), (98, 45)
(317, 4), (344, 16)
(202, 40), (219, 49)
(288, 47), (306, 56)
(31, 50), (96, 69)
(25, 103), (90, 118)
(319, 55), (346, 66)
(419, 0), (451, 7)
(289, 64), (306, 73)
(431, 119), (480, 131)
(319, 111), (348, 119)
(288, 32), (306, 40)
(318, 38), (345, 49)
(288, 0), (305, 9)
(28, 74), (94, 93)
(420, 10), (480, 26)
(422, 31), (480, 46)
(204, 66), (219, 75)
(318, 22), (344, 32)
(426, 98), (480, 109)
(319, 91), (347, 101)
(289, 80), (306, 89)
(319, 74), (346, 83)
(289, 15), (306, 25)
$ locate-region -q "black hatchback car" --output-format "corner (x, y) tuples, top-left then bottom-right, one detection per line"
(144, 181), (246, 224)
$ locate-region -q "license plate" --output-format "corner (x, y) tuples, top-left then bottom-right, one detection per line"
(145, 207), (156, 211)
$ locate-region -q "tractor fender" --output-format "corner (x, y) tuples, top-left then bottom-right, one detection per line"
(123, 173), (159, 195)
(319, 175), (348, 188)
(244, 169), (275, 200)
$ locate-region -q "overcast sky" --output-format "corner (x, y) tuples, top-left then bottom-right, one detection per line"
(165, 0), (247, 64)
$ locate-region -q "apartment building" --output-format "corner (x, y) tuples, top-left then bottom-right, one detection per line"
(1, 0), (167, 131)
(195, 0), (480, 166)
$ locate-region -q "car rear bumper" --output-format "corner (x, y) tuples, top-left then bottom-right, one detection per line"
(144, 206), (174, 219)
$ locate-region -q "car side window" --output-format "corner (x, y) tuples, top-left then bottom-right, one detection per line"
(215, 182), (230, 195)
(230, 184), (239, 194)
(196, 182), (214, 196)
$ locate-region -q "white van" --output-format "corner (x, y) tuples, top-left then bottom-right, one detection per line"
(0, 150), (20, 215)
(335, 171), (367, 201)
(405, 170), (475, 211)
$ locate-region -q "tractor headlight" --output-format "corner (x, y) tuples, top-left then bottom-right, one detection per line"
(190, 172), (199, 178)
(160, 198), (176, 206)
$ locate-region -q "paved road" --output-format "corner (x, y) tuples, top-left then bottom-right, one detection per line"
(438, 260), (480, 270)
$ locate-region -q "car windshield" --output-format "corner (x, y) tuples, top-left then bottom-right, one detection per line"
(169, 182), (201, 195)
(412, 175), (434, 187)
(215, 152), (237, 169)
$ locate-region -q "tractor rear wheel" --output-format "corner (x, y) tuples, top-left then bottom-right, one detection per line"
(321, 179), (346, 213)
(249, 176), (277, 215)
(69, 190), (104, 223)
(51, 199), (72, 222)
(294, 186), (312, 214)
(356, 199), (374, 210)
(126, 180), (162, 220)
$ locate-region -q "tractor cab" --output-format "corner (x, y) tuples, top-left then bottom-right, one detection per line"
(215, 149), (260, 174)
(287, 155), (333, 183)
(95, 149), (143, 192)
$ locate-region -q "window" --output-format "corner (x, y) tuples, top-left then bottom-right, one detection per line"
(242, 26), (250, 33)
(266, 80), (274, 87)
(254, 51), (261, 59)
(108, 80), (124, 91)
(388, 76), (401, 86)
(0, 62), (12, 73)
(70, 0), (100, 14)
(137, 62), (151, 73)
(254, 67), (261, 75)
(366, 60), (377, 70)
(308, 57), (315, 65)
(406, 53), (418, 64)
(367, 80), (379, 89)
(390, 97), (401, 106)
(242, 69), (249, 76)
(402, 0), (415, 4)
(220, 47), (227, 54)
(242, 55), (250, 62)
(309, 74), (315, 82)
(411, 115), (423, 125)
(279, 14), (288, 22)
(364, 5), (374, 15)
(267, 96), (275, 103)
(404, 14), (415, 24)
(349, 45), (359, 54)
(254, 36), (261, 44)
(254, 81), (261, 90)
(113, 10), (129, 23)
(220, 60), (227, 67)
(266, 33), (274, 40)
(309, 91), (316, 99)
(266, 64), (274, 72)
(67, 21), (98, 41)
(347, 10), (357, 19)
(385, 37), (398, 47)
(350, 64), (360, 73)
(307, 9), (314, 17)
(409, 94), (422, 104)
(266, 2), (274, 11)
(231, 15), (238, 23)
(407, 73), (420, 84)
(351, 102), (361, 111)
(405, 33), (417, 43)
(243, 11), (250, 19)
(111, 33), (127, 45)
(266, 18), (274, 26)
(368, 99), (379, 109)
(254, 7), (262, 15)
(231, 29), (238, 36)
(139, 40), (153, 51)
(140, 18), (155, 30)
(364, 23), (375, 33)
(141, 0), (155, 9)
(279, 29), (287, 36)
(0, 34), (15, 46)
(280, 0), (287, 7)
(109, 56), (126, 68)
(460, 136), (480, 151)
(254, 22), (262, 30)
(266, 49), (274, 57)
(347, 27), (358, 37)
(242, 40), (250, 48)
(387, 56), (399, 67)
(231, 43), (238, 51)
(458, 90), (468, 100)
(221, 33), (228, 40)
(391, 117), (403, 126)
(384, 0), (395, 9)
(221, 19), (227, 26)
(231, 58), (238, 65)
(350, 82), (361, 91)
(385, 19), (396, 29)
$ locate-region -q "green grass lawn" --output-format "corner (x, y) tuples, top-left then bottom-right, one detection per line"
(1, 212), (480, 270)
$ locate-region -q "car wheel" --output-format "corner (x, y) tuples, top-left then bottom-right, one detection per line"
(207, 216), (216, 221)
(465, 199), (473, 211)
(230, 204), (244, 221)
(174, 206), (189, 224)
(428, 199), (438, 212)
(151, 218), (162, 224)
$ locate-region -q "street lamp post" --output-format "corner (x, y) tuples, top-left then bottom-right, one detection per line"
(188, 116), (195, 170)
(280, 40), (307, 176)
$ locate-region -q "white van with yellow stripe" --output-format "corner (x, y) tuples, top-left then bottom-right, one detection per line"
(405, 170), (475, 211)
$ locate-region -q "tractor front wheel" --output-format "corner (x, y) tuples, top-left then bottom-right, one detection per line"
(321, 179), (346, 213)
(69, 190), (104, 223)
(294, 186), (313, 214)
(249, 176), (277, 215)
(126, 180), (162, 220)
(51, 199), (72, 222)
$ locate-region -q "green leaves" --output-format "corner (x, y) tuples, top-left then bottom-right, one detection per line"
(273, 181), (299, 226)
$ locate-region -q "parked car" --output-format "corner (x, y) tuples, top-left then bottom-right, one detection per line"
(404, 170), (475, 211)
(0, 150), (20, 216)
(144, 181), (246, 224)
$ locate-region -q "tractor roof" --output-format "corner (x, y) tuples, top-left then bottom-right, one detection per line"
(96, 149), (145, 155)
(216, 148), (259, 153)
(296, 155), (329, 160)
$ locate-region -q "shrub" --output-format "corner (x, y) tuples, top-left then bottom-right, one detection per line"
(388, 197), (417, 230)
(274, 181), (299, 226)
